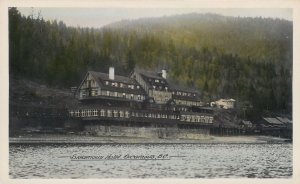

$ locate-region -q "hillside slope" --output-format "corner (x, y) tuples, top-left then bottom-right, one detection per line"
(9, 8), (292, 114)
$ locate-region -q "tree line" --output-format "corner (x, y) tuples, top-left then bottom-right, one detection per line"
(9, 8), (292, 118)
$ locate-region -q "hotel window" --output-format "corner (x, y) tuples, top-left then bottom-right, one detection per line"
(69, 111), (74, 117)
(120, 83), (123, 88)
(131, 94), (134, 99)
(123, 93), (126, 98)
(107, 110), (112, 117)
(75, 110), (80, 117)
(201, 116), (204, 123)
(125, 111), (129, 118)
(93, 109), (98, 116)
(100, 109), (105, 117)
(120, 111), (124, 118)
(114, 92), (118, 97)
(113, 110), (118, 117)
(138, 95), (141, 100)
(137, 86), (140, 89)
(106, 91), (110, 96)
(180, 115), (185, 121)
(186, 116), (191, 122)
(105, 81), (109, 85)
(205, 117), (209, 123)
(155, 79), (159, 83)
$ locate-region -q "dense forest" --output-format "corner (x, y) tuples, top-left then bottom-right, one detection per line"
(9, 8), (293, 118)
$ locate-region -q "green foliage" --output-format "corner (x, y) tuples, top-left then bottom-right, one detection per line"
(9, 8), (292, 114)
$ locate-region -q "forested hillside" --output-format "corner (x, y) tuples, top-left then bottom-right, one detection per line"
(9, 8), (292, 116)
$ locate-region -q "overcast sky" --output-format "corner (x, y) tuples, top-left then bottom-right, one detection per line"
(17, 8), (293, 28)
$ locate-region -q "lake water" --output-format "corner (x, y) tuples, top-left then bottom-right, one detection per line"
(9, 143), (292, 178)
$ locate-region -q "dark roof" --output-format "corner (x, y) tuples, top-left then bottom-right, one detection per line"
(89, 71), (133, 84)
(168, 83), (201, 101)
(172, 94), (201, 101)
(276, 117), (292, 124)
(134, 68), (165, 80)
(88, 71), (146, 95)
(133, 69), (169, 90)
(133, 69), (201, 97)
(263, 117), (284, 125)
(168, 82), (199, 94)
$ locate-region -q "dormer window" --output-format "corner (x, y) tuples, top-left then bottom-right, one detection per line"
(155, 79), (159, 83)
(105, 81), (109, 85)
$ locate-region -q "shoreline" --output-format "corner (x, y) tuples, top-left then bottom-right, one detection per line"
(9, 134), (291, 144)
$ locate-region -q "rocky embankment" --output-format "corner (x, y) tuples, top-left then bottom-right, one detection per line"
(9, 78), (78, 132)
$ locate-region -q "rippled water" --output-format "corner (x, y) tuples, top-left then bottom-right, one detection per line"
(9, 143), (292, 178)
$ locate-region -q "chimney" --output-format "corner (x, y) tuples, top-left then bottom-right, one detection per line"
(109, 67), (115, 80)
(162, 69), (167, 79)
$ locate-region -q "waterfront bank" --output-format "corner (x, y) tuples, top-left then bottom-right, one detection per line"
(9, 134), (290, 144)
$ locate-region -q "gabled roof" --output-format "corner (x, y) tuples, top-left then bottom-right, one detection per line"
(276, 117), (292, 124)
(167, 82), (201, 101)
(134, 68), (165, 80)
(263, 117), (284, 125)
(89, 71), (134, 84)
(172, 95), (201, 101)
(133, 68), (169, 90)
(83, 71), (146, 95)
(168, 82), (199, 94)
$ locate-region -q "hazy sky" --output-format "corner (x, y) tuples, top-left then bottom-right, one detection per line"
(17, 8), (293, 28)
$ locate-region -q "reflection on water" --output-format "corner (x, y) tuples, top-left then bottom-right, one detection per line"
(9, 143), (292, 178)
